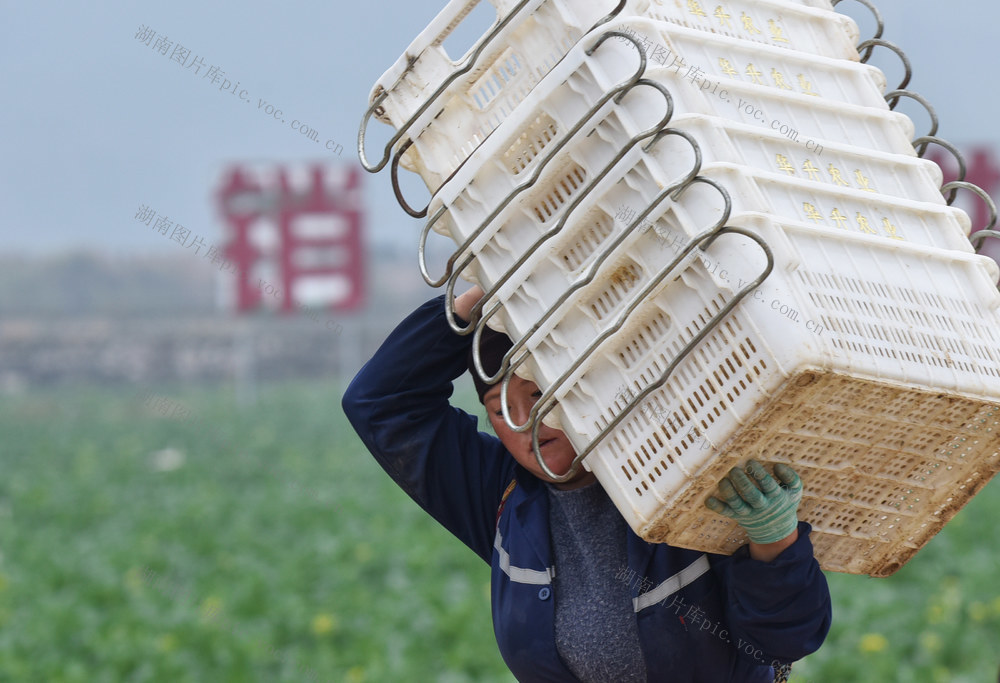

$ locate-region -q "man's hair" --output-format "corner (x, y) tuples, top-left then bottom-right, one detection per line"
(467, 326), (514, 403)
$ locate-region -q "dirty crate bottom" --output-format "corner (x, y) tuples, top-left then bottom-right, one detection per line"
(635, 371), (1000, 577)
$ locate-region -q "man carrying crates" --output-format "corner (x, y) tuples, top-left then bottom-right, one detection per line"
(343, 286), (831, 682)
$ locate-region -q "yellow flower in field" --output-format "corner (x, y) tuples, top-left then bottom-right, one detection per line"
(354, 543), (373, 564)
(347, 666), (366, 683)
(926, 603), (945, 624)
(919, 632), (942, 653)
(969, 601), (988, 623)
(124, 567), (145, 592)
(932, 666), (952, 683)
(157, 633), (178, 653)
(311, 613), (338, 636)
(858, 633), (888, 653)
(200, 595), (224, 623)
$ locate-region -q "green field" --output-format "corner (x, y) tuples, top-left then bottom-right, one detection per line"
(2, 379), (998, 682)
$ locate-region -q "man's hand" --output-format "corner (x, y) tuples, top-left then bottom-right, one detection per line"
(705, 460), (802, 561)
(454, 285), (484, 323)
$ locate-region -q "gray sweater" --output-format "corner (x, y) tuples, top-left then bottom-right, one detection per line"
(547, 480), (647, 683)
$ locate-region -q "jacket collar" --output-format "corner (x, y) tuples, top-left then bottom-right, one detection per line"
(506, 468), (656, 577)
(507, 467), (554, 571)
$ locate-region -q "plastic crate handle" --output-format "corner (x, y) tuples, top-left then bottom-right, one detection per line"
(357, 0), (535, 174)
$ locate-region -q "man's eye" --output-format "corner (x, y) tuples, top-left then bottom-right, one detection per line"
(531, 390), (542, 398)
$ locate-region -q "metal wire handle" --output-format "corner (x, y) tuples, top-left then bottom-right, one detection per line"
(941, 181), (999, 236)
(368, 0), (627, 208)
(389, 139), (428, 218)
(530, 226), (776, 482)
(912, 136), (967, 188)
(591, 0), (627, 30)
(832, 1), (999, 265)
(970, 230), (1000, 253)
(855, 38), (911, 103)
(830, 0), (885, 62)
(447, 78), (676, 336)
(472, 128), (703, 387)
(417, 29), (648, 290)
(883, 89), (939, 143)
(501, 175), (737, 434)
(357, 0), (536, 174)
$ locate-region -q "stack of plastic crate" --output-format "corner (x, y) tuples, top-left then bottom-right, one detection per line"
(359, 0), (1000, 576)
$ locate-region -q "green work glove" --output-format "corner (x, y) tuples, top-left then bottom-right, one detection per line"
(705, 460), (802, 544)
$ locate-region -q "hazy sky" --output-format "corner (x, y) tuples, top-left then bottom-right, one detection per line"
(2, 0), (998, 256)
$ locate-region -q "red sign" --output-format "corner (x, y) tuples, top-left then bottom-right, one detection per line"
(216, 164), (365, 313)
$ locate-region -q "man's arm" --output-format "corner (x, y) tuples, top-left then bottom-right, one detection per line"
(748, 530), (798, 563)
(341, 293), (515, 564)
(707, 462), (832, 663)
(712, 522), (831, 664)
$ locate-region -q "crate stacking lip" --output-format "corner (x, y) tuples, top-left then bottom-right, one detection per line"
(638, 0), (862, 61)
(360, 0), (631, 192)
(620, 17), (889, 108)
(658, 114), (946, 206)
(598, 17), (918, 155)
(518, 210), (1000, 576)
(648, 63), (916, 153)
(650, 161), (973, 251)
(419, 23), (955, 303)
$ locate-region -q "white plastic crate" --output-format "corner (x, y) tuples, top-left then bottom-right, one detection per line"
(423, 18), (916, 211)
(418, 28), (973, 378)
(633, 66), (916, 157)
(367, 7), (888, 196)
(361, 0), (642, 190)
(424, 24), (918, 262)
(514, 214), (1000, 576)
(422, 103), (962, 335)
(636, 0), (861, 60)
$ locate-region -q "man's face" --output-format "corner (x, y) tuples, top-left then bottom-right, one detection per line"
(483, 375), (595, 489)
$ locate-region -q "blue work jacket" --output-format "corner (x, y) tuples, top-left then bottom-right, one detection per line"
(343, 296), (831, 682)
